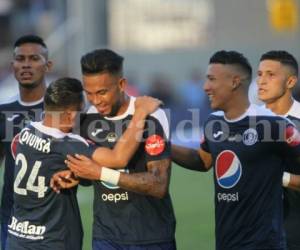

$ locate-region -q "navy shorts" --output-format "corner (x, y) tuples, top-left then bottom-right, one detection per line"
(92, 239), (176, 250)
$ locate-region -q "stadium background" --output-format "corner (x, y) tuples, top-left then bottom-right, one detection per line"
(0, 0), (299, 249)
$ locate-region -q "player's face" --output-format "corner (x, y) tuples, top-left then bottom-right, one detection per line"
(82, 72), (126, 117)
(257, 60), (290, 104)
(12, 43), (50, 89)
(203, 64), (235, 110)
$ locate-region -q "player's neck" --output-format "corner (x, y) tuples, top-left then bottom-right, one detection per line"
(115, 94), (130, 116)
(19, 82), (46, 103)
(265, 95), (293, 116)
(42, 113), (71, 134)
(224, 94), (250, 120)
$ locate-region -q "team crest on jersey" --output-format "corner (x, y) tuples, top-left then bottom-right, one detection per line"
(106, 132), (118, 143)
(242, 128), (258, 146)
(101, 169), (129, 189)
(145, 134), (165, 156)
(215, 150), (242, 189)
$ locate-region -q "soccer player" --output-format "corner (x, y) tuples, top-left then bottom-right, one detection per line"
(257, 50), (300, 250)
(60, 49), (176, 250)
(0, 35), (52, 250)
(6, 77), (161, 250)
(171, 50), (300, 250)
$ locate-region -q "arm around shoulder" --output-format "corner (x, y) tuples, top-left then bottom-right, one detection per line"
(171, 144), (212, 172)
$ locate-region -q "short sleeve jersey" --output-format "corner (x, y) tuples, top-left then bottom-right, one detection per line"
(80, 97), (176, 245)
(0, 97), (44, 224)
(281, 100), (300, 248)
(7, 122), (96, 250)
(201, 104), (300, 250)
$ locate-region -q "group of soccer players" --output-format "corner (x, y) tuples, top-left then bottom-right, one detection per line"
(0, 36), (175, 250)
(0, 35), (299, 250)
(172, 50), (300, 250)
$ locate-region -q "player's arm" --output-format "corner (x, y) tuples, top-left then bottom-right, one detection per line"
(50, 170), (79, 193)
(171, 144), (212, 171)
(283, 172), (300, 192)
(66, 155), (171, 198)
(91, 96), (161, 168)
(51, 96), (161, 191)
(117, 159), (170, 198)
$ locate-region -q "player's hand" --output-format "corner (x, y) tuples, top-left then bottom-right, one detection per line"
(50, 170), (79, 193)
(65, 154), (101, 180)
(135, 96), (162, 115)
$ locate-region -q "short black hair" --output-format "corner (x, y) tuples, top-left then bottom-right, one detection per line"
(260, 50), (298, 76)
(81, 49), (124, 76)
(44, 78), (84, 111)
(14, 35), (47, 49)
(209, 50), (252, 84)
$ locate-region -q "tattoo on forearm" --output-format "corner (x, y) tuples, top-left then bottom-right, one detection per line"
(118, 159), (171, 198)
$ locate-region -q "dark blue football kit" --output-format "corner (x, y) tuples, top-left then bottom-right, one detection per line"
(201, 104), (300, 250)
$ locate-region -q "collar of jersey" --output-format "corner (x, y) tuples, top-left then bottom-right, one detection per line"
(18, 96), (44, 107)
(30, 121), (68, 139)
(262, 99), (300, 119)
(223, 104), (253, 123)
(285, 99), (300, 118)
(104, 96), (135, 121)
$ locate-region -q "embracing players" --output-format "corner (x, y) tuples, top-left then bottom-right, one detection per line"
(6, 77), (160, 250)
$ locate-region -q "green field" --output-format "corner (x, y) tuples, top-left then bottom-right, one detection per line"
(78, 165), (215, 250)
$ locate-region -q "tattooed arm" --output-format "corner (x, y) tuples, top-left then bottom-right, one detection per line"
(118, 159), (171, 198)
(66, 155), (171, 198)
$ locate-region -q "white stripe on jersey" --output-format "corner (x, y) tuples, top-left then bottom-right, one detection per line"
(17, 96), (44, 107)
(149, 108), (170, 140)
(211, 104), (276, 122)
(0, 95), (44, 107)
(87, 105), (98, 114)
(30, 121), (89, 146)
(0, 95), (18, 105)
(286, 100), (300, 119)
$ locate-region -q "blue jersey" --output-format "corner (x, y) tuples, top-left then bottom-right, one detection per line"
(282, 100), (300, 249)
(80, 97), (176, 245)
(201, 104), (300, 250)
(7, 121), (96, 250)
(0, 97), (44, 224)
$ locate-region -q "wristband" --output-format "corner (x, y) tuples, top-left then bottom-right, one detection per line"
(100, 167), (120, 185)
(282, 172), (291, 187)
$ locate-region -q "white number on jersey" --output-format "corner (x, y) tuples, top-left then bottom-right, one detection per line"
(14, 153), (48, 198)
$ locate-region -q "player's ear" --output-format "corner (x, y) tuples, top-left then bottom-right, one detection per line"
(45, 60), (53, 72)
(118, 77), (127, 93)
(232, 76), (241, 90)
(10, 60), (15, 71)
(286, 75), (297, 89)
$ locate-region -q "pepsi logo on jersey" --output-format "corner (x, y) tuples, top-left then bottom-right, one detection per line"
(215, 150), (242, 189)
(215, 150), (242, 203)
